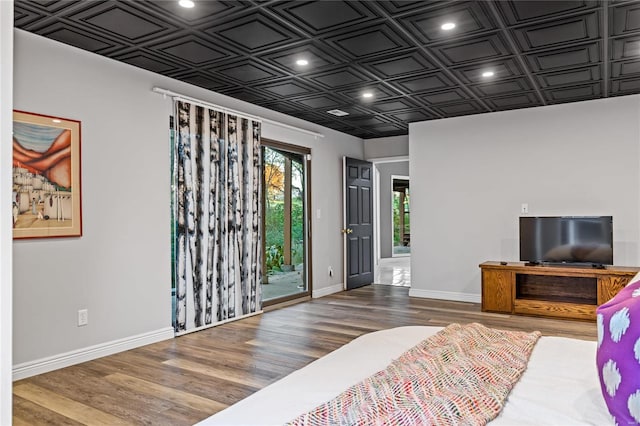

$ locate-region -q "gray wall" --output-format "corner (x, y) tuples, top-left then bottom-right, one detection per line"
(409, 96), (640, 302)
(1, 1), (13, 421)
(13, 29), (363, 367)
(364, 135), (408, 159)
(376, 162), (409, 258)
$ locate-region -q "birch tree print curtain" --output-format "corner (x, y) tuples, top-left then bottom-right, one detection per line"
(173, 100), (262, 334)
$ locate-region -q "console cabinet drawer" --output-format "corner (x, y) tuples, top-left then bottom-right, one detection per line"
(481, 269), (513, 313)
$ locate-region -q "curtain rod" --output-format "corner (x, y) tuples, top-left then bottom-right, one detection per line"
(152, 87), (325, 139)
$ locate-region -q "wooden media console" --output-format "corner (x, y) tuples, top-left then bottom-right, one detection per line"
(479, 261), (640, 321)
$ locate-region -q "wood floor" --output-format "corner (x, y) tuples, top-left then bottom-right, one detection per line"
(13, 285), (596, 425)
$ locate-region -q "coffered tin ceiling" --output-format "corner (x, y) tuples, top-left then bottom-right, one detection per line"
(13, 1), (640, 138)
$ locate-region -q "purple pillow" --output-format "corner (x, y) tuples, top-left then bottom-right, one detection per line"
(596, 279), (640, 425)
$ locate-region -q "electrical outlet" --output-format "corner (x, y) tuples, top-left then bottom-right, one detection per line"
(328, 266), (333, 278)
(78, 309), (88, 327)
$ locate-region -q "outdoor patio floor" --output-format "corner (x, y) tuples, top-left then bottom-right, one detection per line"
(262, 268), (305, 301)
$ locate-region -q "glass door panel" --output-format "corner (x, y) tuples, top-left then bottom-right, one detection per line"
(263, 145), (308, 303)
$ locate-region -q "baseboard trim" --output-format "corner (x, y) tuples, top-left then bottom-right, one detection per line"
(13, 327), (175, 380)
(408, 289), (481, 304)
(313, 283), (344, 298)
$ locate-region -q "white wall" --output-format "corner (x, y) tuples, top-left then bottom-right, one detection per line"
(1, 1), (13, 422)
(13, 30), (362, 373)
(364, 135), (408, 159)
(376, 162), (409, 258)
(409, 96), (640, 302)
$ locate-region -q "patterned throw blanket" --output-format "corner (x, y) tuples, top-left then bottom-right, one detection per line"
(287, 323), (541, 426)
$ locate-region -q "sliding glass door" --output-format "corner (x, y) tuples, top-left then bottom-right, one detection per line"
(262, 141), (311, 304)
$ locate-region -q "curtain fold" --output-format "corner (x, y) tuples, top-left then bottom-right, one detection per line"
(174, 101), (262, 333)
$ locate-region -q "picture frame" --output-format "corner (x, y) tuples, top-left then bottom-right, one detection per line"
(12, 110), (82, 239)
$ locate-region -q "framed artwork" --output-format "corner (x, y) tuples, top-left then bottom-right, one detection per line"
(12, 110), (82, 239)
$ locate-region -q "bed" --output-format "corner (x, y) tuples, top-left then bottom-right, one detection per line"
(197, 325), (611, 425)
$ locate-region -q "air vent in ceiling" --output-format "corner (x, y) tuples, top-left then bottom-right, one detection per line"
(326, 109), (349, 117)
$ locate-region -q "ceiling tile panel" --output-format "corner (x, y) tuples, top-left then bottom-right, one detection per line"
(471, 78), (532, 97)
(151, 36), (233, 65)
(370, 98), (417, 112)
(260, 43), (343, 73)
(143, 0), (249, 25)
(70, 3), (173, 41)
(611, 2), (640, 37)
(258, 79), (321, 98)
(327, 23), (413, 59)
(344, 115), (391, 127)
(337, 84), (399, 101)
(363, 51), (437, 79)
(255, 100), (302, 116)
(115, 51), (180, 74)
(214, 60), (284, 84)
(307, 67), (373, 89)
(611, 35), (640, 60)
(525, 42), (600, 72)
(368, 124), (407, 135)
(611, 59), (640, 78)
(430, 33), (512, 67)
(13, 5), (48, 28)
(377, 1), (444, 16)
(273, 1), (378, 34)
(536, 65), (600, 88)
(452, 59), (524, 84)
(39, 23), (118, 52)
(611, 77), (640, 94)
(543, 82), (602, 103)
(392, 72), (455, 94)
(290, 95), (342, 109)
(390, 109), (437, 123)
(17, 0), (83, 15)
(219, 87), (268, 104)
(418, 88), (470, 105)
(497, 1), (599, 25)
(324, 105), (372, 118)
(512, 12), (600, 52)
(208, 12), (304, 52)
(431, 101), (485, 116)
(401, 2), (496, 44)
(484, 93), (542, 110)
(170, 71), (231, 92)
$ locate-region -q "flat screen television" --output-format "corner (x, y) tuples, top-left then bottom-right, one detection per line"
(519, 216), (613, 266)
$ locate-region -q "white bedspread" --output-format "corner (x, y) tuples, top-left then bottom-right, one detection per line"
(197, 326), (612, 425)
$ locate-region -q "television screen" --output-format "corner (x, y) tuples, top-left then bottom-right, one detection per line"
(519, 216), (613, 265)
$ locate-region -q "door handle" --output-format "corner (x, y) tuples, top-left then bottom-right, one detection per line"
(341, 228), (353, 234)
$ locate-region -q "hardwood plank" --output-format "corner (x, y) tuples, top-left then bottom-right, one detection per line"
(162, 358), (275, 389)
(13, 383), (131, 425)
(13, 285), (596, 425)
(104, 373), (227, 413)
(13, 395), (84, 426)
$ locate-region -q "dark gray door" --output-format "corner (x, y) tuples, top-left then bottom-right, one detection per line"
(344, 157), (373, 290)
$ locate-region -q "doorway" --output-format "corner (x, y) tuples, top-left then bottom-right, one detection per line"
(391, 176), (410, 256)
(262, 140), (311, 305)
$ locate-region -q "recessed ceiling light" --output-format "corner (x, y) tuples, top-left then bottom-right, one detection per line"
(52, 119), (61, 123)
(179, 0), (195, 8)
(327, 109), (349, 117)
(482, 71), (495, 78)
(362, 92), (374, 99)
(441, 22), (456, 30)
(296, 59), (309, 66)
